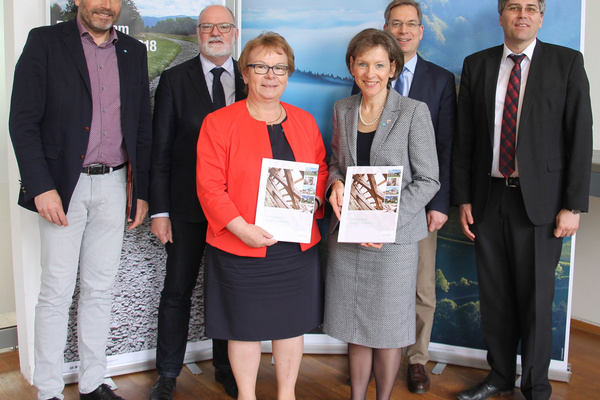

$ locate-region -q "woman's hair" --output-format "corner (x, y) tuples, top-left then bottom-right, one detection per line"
(239, 31), (295, 76)
(345, 28), (404, 81)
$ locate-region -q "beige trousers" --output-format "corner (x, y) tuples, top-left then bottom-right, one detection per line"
(406, 229), (437, 365)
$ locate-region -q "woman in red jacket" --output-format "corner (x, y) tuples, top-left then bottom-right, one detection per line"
(196, 32), (328, 400)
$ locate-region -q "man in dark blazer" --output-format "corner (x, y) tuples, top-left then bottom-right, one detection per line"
(383, 0), (455, 393)
(452, 1), (592, 399)
(148, 5), (245, 400)
(9, 1), (151, 399)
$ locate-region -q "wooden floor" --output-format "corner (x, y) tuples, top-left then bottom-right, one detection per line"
(1, 326), (599, 399)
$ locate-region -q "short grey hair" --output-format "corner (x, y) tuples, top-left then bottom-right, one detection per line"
(197, 4), (236, 25)
(384, 0), (423, 25)
(498, 0), (545, 15)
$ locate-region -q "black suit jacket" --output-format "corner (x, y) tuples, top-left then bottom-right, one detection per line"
(351, 55), (456, 215)
(452, 40), (593, 225)
(9, 19), (152, 218)
(150, 56), (246, 223)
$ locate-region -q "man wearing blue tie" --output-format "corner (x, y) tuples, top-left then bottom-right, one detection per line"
(384, 0), (456, 394)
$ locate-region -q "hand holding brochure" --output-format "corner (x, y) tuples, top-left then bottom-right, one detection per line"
(255, 158), (320, 243)
(337, 166), (403, 243)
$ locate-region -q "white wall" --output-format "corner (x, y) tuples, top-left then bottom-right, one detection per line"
(585, 0), (600, 149)
(0, 0), (16, 321)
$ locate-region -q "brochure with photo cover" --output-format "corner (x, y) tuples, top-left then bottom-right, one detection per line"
(255, 158), (320, 243)
(338, 166), (403, 243)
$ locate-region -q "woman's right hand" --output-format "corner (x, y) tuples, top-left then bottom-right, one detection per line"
(329, 180), (345, 221)
(226, 216), (278, 248)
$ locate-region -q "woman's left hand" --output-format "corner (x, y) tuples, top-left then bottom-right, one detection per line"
(360, 243), (383, 249)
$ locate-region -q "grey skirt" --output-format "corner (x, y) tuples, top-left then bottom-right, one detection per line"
(323, 229), (418, 348)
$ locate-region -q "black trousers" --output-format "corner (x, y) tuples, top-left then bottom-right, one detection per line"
(472, 180), (562, 400)
(156, 219), (231, 377)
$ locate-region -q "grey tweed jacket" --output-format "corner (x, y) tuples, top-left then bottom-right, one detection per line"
(327, 89), (440, 244)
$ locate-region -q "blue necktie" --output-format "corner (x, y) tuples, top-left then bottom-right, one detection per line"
(394, 67), (409, 96)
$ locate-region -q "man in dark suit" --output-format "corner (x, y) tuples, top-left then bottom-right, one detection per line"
(452, 1), (592, 399)
(383, 0), (455, 393)
(9, 1), (151, 399)
(148, 5), (245, 400)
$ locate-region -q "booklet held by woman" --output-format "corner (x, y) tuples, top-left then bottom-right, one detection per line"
(255, 158), (320, 243)
(337, 166), (403, 243)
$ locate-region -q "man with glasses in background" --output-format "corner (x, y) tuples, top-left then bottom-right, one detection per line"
(381, 0), (456, 394)
(149, 5), (245, 400)
(452, 1), (592, 399)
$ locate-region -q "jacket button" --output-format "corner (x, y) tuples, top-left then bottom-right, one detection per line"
(80, 155), (85, 159)
(84, 126), (90, 132)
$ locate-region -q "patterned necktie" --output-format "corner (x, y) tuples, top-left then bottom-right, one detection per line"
(211, 67), (226, 110)
(499, 54), (525, 178)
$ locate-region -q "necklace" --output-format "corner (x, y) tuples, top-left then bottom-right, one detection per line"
(247, 103), (284, 124)
(359, 98), (384, 126)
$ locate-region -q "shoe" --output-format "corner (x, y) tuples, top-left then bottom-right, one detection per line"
(215, 368), (238, 399)
(457, 381), (514, 400)
(149, 376), (176, 400)
(407, 363), (430, 393)
(47, 398), (61, 400)
(80, 383), (124, 400)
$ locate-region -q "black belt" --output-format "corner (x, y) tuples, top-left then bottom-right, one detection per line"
(492, 177), (520, 188)
(81, 162), (126, 175)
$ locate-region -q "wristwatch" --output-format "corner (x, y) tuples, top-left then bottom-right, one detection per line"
(569, 209), (581, 215)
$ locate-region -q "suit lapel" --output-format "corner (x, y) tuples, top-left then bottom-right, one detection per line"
(63, 19), (91, 96)
(115, 32), (131, 113)
(517, 40), (544, 145)
(407, 55), (428, 99)
(233, 60), (246, 101)
(346, 95), (360, 166)
(485, 46), (503, 144)
(187, 57), (214, 111)
(370, 90), (400, 165)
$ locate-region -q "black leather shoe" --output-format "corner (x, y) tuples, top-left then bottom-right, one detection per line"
(457, 382), (513, 400)
(149, 376), (176, 400)
(80, 384), (124, 400)
(407, 363), (430, 393)
(215, 368), (238, 399)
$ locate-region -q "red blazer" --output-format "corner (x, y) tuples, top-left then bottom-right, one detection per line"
(197, 100), (328, 257)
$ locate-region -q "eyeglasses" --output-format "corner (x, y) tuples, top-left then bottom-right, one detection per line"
(247, 64), (289, 76)
(388, 20), (421, 30)
(505, 4), (541, 15)
(198, 23), (236, 33)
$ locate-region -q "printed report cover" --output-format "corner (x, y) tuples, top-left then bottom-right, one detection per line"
(255, 158), (319, 243)
(338, 166), (403, 243)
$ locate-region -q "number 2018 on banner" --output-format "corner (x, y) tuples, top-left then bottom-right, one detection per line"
(140, 40), (157, 52)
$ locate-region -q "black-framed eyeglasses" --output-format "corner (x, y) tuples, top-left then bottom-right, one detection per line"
(198, 23), (236, 33)
(505, 4), (540, 15)
(388, 20), (421, 30)
(247, 64), (289, 76)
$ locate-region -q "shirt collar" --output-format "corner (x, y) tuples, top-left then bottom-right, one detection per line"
(76, 16), (118, 45)
(200, 53), (235, 77)
(502, 39), (537, 62)
(403, 54), (418, 75)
